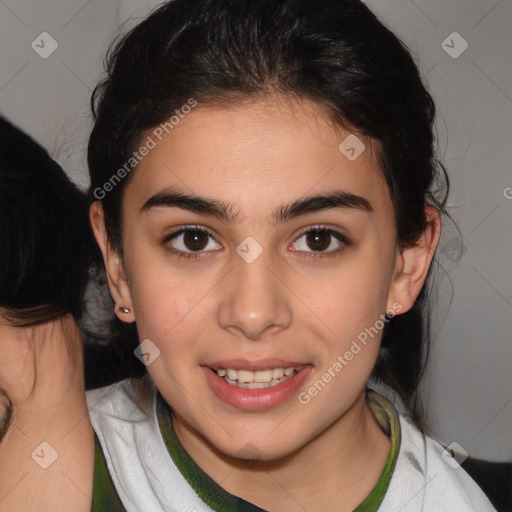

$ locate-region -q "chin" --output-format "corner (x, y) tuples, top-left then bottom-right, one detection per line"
(206, 429), (305, 463)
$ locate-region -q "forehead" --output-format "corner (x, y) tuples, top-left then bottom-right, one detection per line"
(126, 94), (391, 219)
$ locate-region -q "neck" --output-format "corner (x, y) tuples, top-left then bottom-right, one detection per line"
(0, 314), (88, 434)
(172, 391), (391, 511)
(0, 314), (94, 512)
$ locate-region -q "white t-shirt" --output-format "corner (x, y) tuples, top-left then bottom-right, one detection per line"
(86, 377), (497, 511)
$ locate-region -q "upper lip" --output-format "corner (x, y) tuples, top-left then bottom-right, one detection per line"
(205, 359), (309, 371)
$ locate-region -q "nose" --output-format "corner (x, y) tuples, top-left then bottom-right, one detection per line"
(217, 250), (292, 341)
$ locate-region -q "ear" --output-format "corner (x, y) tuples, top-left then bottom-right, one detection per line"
(386, 207), (442, 315)
(89, 201), (135, 323)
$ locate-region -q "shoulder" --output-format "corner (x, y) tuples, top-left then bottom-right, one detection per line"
(86, 377), (216, 511)
(379, 413), (497, 511)
(86, 377), (162, 511)
(86, 376), (159, 470)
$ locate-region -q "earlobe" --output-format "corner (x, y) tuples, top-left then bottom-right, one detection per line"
(387, 207), (442, 314)
(89, 202), (135, 323)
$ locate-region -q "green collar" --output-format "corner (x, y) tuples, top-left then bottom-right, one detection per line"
(91, 432), (126, 511)
(156, 388), (401, 511)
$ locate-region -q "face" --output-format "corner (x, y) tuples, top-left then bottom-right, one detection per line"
(92, 94), (439, 460)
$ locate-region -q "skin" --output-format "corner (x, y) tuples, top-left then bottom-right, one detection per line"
(0, 312), (94, 512)
(91, 93), (441, 511)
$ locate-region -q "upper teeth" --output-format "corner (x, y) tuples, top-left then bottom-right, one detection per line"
(216, 367), (303, 383)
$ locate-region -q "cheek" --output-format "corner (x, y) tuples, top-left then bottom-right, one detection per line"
(126, 243), (185, 335)
(299, 248), (393, 390)
(127, 258), (214, 371)
(131, 276), (200, 347)
(303, 251), (393, 337)
(299, 277), (386, 417)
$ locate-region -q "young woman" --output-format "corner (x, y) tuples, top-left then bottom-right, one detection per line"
(0, 117), (95, 512)
(86, 0), (497, 510)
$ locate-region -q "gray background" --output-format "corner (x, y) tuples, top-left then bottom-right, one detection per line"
(1, 0), (510, 461)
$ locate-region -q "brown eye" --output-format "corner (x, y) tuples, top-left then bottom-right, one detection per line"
(291, 227), (349, 258)
(182, 230), (209, 251)
(163, 226), (221, 259)
(305, 230), (331, 252)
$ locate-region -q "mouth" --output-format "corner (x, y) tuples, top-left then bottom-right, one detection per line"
(208, 366), (304, 389)
(202, 361), (312, 410)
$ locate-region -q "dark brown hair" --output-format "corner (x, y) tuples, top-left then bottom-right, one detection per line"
(87, 0), (449, 429)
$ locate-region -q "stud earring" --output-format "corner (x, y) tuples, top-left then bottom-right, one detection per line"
(118, 306), (131, 314)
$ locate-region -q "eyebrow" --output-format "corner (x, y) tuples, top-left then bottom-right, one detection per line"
(141, 187), (373, 224)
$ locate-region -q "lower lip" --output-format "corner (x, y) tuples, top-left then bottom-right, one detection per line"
(201, 365), (313, 411)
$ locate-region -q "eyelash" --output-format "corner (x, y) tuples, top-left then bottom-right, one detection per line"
(162, 224), (350, 261)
